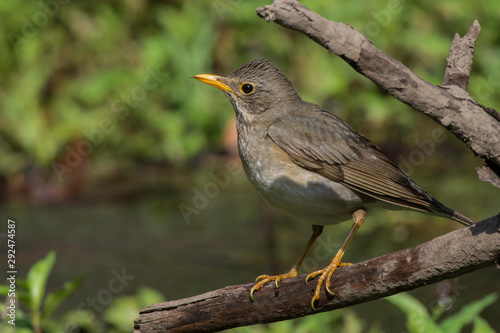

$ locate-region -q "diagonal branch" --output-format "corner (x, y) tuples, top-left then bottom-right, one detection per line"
(134, 215), (500, 333)
(256, 0), (500, 187)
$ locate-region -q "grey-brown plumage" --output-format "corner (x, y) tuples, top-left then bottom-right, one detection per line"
(196, 59), (473, 226)
(193, 58), (474, 309)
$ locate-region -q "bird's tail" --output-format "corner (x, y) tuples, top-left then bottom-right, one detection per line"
(450, 210), (475, 226)
(427, 197), (474, 226)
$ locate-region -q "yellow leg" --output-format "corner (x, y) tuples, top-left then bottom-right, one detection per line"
(250, 225), (323, 300)
(306, 209), (366, 310)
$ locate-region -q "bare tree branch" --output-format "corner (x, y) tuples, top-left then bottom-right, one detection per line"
(134, 215), (500, 333)
(255, 0), (500, 187)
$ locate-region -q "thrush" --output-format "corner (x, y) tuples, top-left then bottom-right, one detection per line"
(193, 59), (474, 309)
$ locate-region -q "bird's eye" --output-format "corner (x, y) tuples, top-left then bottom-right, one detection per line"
(240, 83), (254, 95)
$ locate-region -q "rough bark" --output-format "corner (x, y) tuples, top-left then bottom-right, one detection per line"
(256, 0), (500, 188)
(442, 20), (480, 89)
(134, 215), (500, 333)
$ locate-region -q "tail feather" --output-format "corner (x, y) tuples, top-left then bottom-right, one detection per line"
(427, 197), (474, 226)
(450, 210), (475, 226)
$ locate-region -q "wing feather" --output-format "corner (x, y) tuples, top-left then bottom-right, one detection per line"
(267, 109), (443, 213)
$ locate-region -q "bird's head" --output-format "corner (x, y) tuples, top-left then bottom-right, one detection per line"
(193, 59), (300, 125)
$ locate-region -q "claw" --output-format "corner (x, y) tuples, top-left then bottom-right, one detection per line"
(306, 258), (347, 309)
(305, 269), (321, 284)
(311, 294), (319, 310)
(249, 269), (298, 301)
(254, 274), (269, 283)
(325, 268), (337, 295)
(250, 284), (257, 300)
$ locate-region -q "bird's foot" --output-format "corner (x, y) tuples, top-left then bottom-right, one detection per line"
(250, 268), (298, 301)
(306, 258), (352, 310)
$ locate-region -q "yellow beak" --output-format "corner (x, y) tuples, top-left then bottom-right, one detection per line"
(192, 74), (234, 93)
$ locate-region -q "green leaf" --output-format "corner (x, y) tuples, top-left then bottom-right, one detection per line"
(295, 310), (343, 332)
(42, 275), (84, 320)
(102, 287), (164, 332)
(59, 308), (101, 333)
(103, 295), (140, 332)
(341, 310), (364, 333)
(0, 284), (10, 296)
(431, 302), (446, 322)
(136, 286), (165, 307)
(16, 279), (30, 291)
(472, 317), (496, 333)
(25, 251), (56, 312)
(386, 293), (441, 333)
(16, 291), (32, 307)
(440, 293), (498, 333)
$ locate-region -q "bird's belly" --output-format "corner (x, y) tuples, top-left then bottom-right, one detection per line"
(241, 147), (367, 225)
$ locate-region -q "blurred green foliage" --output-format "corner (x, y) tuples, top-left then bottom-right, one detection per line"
(0, 251), (83, 333)
(385, 292), (498, 333)
(0, 0), (499, 185)
(231, 308), (385, 333)
(231, 293), (498, 333)
(0, 250), (165, 333)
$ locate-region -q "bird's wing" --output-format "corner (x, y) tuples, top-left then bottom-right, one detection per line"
(267, 109), (444, 213)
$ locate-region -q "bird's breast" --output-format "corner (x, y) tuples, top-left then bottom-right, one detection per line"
(237, 129), (367, 225)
